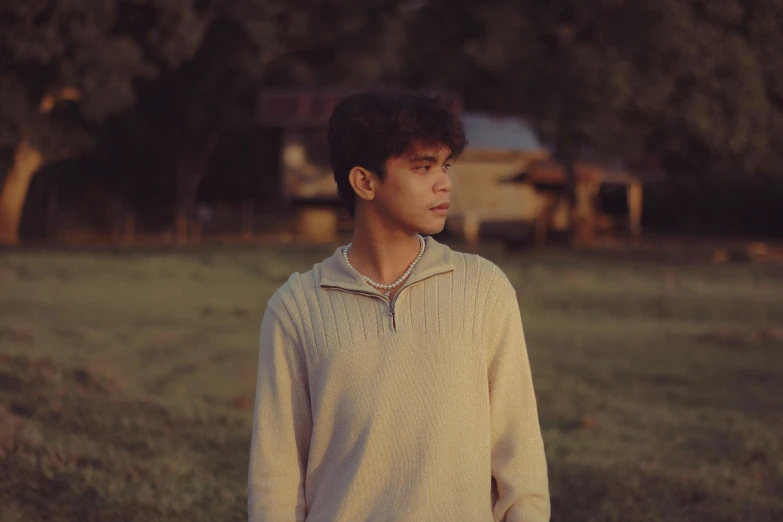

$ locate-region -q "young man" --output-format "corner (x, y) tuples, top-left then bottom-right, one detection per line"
(248, 90), (549, 521)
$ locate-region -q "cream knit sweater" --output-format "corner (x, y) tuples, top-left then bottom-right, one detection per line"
(248, 237), (549, 522)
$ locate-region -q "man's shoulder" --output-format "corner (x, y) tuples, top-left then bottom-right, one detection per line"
(266, 260), (325, 311)
(447, 247), (508, 285)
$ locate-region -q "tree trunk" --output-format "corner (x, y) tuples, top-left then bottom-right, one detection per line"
(556, 131), (581, 247)
(172, 131), (221, 246)
(174, 163), (205, 246)
(0, 139), (44, 245)
(174, 204), (190, 246)
(241, 198), (254, 240)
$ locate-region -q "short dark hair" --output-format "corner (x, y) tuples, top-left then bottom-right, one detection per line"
(327, 89), (467, 217)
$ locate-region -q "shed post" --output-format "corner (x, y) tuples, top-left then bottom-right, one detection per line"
(627, 179), (643, 239)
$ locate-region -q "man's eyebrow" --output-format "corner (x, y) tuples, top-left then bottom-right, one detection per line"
(407, 151), (454, 163)
(408, 154), (439, 163)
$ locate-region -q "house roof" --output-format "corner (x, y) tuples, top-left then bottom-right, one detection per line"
(462, 113), (546, 152)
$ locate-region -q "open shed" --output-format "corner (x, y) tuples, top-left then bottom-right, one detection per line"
(448, 113), (664, 245)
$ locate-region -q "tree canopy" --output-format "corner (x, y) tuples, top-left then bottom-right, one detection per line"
(397, 0), (783, 231)
(0, 0), (209, 243)
(0, 0), (409, 243)
(1, 0), (782, 242)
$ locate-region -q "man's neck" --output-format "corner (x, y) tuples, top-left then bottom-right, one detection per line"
(347, 217), (422, 286)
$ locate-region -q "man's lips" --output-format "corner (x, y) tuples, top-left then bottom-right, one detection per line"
(431, 203), (450, 214)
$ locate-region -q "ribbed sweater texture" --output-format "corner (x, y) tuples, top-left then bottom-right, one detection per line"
(248, 237), (549, 521)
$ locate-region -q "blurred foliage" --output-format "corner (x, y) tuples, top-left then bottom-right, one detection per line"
(0, 1), (191, 156)
(405, 0), (783, 169)
(0, 0), (409, 161)
(401, 0), (783, 232)
(1, 0), (782, 234)
(0, 0), (411, 233)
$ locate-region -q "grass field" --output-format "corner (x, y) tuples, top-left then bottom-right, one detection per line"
(1, 241), (782, 521)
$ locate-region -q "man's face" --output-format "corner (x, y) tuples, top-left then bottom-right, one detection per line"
(372, 143), (453, 236)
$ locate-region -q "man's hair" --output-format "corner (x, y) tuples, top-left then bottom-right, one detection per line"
(327, 89), (467, 217)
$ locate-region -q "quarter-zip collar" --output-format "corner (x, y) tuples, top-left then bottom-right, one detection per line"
(319, 235), (456, 294)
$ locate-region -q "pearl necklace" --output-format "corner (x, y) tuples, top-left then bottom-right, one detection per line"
(342, 235), (426, 298)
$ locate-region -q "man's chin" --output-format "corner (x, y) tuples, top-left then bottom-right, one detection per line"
(417, 221), (447, 236)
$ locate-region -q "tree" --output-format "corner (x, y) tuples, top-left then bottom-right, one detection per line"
(399, 0), (783, 234)
(637, 0), (783, 230)
(110, 0), (412, 243)
(1, 0), (416, 245)
(0, 0), (208, 245)
(399, 0), (642, 244)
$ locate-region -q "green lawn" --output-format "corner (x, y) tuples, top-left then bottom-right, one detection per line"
(1, 242), (782, 521)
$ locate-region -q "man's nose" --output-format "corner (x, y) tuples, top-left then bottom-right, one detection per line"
(436, 169), (452, 193)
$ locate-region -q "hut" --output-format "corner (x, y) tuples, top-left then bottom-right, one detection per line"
(256, 89), (347, 243)
(255, 88), (462, 243)
(448, 113), (664, 246)
(446, 113), (550, 244)
(255, 90), (663, 245)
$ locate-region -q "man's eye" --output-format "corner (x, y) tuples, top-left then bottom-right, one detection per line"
(417, 165), (430, 172)
(443, 163), (452, 172)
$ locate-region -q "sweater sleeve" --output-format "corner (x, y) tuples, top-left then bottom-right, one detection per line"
(486, 268), (550, 522)
(248, 303), (312, 522)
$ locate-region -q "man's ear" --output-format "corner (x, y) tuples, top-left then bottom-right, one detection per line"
(348, 167), (377, 202)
